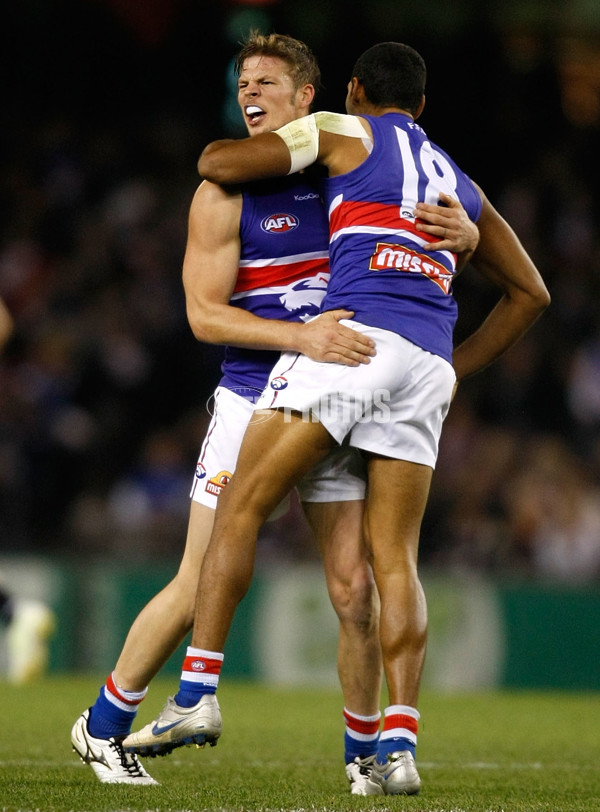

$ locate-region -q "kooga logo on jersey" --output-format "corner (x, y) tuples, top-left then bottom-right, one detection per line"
(261, 213), (299, 233)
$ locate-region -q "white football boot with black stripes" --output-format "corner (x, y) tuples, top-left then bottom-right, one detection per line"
(71, 709), (158, 784)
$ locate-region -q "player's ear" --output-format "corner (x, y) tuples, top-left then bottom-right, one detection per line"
(298, 83), (315, 111)
(349, 78), (366, 106)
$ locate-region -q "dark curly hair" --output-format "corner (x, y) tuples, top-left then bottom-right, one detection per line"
(351, 42), (426, 114)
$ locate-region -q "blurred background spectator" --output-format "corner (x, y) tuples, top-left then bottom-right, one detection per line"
(1, 0), (600, 583)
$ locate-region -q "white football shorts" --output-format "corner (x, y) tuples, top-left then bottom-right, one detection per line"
(190, 385), (366, 512)
(256, 320), (456, 469)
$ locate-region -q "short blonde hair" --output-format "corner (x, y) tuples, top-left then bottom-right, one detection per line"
(234, 31), (321, 96)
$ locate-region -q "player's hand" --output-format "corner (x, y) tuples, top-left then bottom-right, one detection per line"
(297, 310), (376, 366)
(414, 193), (479, 253)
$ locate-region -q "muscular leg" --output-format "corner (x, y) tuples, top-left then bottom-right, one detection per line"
(113, 500), (214, 691)
(364, 455), (432, 707)
(74, 500), (217, 772)
(303, 499), (382, 716)
(191, 410), (336, 651)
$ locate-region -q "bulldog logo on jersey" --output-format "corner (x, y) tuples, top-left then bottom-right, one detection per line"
(261, 213), (299, 233)
(205, 470), (232, 496)
(270, 376), (288, 390)
(279, 274), (328, 316)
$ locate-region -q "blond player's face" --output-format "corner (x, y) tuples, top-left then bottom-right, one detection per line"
(237, 55), (308, 136)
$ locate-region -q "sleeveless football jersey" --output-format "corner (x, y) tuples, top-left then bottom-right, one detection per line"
(320, 112), (482, 363)
(219, 173), (329, 398)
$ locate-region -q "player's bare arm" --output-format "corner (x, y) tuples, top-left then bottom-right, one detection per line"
(199, 116), (484, 294)
(198, 112), (371, 185)
(198, 134), (292, 185)
(452, 186), (550, 382)
(183, 181), (375, 365)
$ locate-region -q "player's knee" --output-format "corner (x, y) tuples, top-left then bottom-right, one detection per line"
(328, 565), (378, 629)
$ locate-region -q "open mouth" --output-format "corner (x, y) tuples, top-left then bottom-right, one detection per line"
(245, 105), (266, 125)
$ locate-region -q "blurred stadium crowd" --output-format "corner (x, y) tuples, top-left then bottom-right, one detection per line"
(2, 0), (600, 583)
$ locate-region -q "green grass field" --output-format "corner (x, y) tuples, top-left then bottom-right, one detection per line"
(1, 675), (599, 811)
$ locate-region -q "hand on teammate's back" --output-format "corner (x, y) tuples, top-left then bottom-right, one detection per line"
(297, 309), (376, 366)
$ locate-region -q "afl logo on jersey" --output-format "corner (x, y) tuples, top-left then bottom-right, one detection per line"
(270, 376), (288, 390)
(195, 462), (206, 479)
(261, 213), (299, 233)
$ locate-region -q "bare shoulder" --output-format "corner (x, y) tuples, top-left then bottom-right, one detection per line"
(314, 111), (371, 139)
(193, 180), (242, 208)
(189, 181), (243, 227)
(187, 181), (243, 245)
(314, 113), (372, 177)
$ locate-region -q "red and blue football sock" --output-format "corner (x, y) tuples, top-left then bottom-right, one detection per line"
(343, 707), (381, 763)
(174, 646), (223, 707)
(376, 704), (419, 764)
(88, 672), (148, 738)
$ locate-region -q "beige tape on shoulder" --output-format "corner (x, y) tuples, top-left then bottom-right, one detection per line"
(314, 111), (370, 139)
(315, 111), (373, 154)
(274, 112), (372, 174)
(274, 115), (319, 175)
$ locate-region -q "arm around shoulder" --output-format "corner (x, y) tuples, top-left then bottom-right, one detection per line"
(198, 134), (292, 185)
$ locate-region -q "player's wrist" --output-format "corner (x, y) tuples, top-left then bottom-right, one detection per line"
(283, 321), (305, 354)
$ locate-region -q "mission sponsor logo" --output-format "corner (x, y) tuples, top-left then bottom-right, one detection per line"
(205, 470), (232, 496)
(369, 242), (453, 293)
(261, 213), (299, 233)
